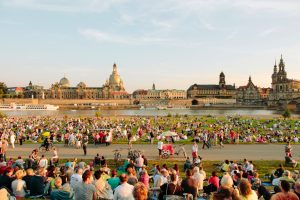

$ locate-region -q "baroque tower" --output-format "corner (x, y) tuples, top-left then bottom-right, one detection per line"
(219, 72), (226, 89)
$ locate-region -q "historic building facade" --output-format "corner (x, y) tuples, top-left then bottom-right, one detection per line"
(268, 56), (300, 106)
(23, 81), (45, 99)
(133, 84), (186, 100)
(44, 63), (129, 99)
(187, 72), (236, 100)
(236, 76), (270, 105)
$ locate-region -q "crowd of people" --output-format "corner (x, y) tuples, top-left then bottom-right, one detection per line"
(0, 116), (299, 149)
(0, 116), (300, 199)
(0, 146), (300, 200)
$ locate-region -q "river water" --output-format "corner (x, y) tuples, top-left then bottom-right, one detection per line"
(2, 108), (300, 117)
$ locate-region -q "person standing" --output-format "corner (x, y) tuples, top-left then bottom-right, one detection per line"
(82, 135), (88, 156)
(150, 131), (154, 144)
(202, 133), (209, 150)
(10, 133), (16, 149)
(19, 132), (23, 146)
(192, 141), (198, 162)
(219, 131), (224, 148)
(157, 139), (163, 159)
(1, 139), (8, 161)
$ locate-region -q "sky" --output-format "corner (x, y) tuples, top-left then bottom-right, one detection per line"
(0, 0), (300, 93)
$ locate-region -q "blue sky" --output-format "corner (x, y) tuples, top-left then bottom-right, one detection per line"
(0, 0), (300, 92)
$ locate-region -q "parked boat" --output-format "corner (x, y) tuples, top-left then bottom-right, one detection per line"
(0, 103), (59, 110)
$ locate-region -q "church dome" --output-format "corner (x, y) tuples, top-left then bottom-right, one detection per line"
(77, 82), (86, 88)
(59, 77), (70, 87)
(109, 63), (121, 85)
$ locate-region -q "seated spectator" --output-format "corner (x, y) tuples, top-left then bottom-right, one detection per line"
(15, 156), (24, 169)
(59, 166), (68, 185)
(94, 154), (101, 166)
(199, 166), (206, 180)
(70, 168), (83, 189)
(93, 170), (113, 200)
(238, 179), (258, 200)
(183, 157), (191, 172)
(251, 172), (261, 190)
(221, 173), (234, 188)
(212, 186), (240, 200)
(271, 164), (285, 181)
(74, 170), (97, 200)
(113, 174), (134, 200)
(139, 168), (150, 188)
(23, 168), (35, 191)
(277, 170), (296, 186)
(271, 180), (299, 200)
(107, 169), (120, 191)
(221, 160), (230, 172)
(181, 169), (198, 199)
(50, 177), (74, 200)
(38, 155), (48, 169)
(154, 169), (169, 188)
(193, 166), (204, 191)
(30, 168), (49, 197)
(257, 185), (272, 200)
(11, 169), (27, 198)
(78, 159), (86, 169)
(0, 167), (13, 191)
(159, 173), (182, 200)
(100, 156), (106, 166)
(285, 156), (298, 168)
(294, 181), (300, 199)
(246, 161), (254, 172)
(133, 182), (148, 200)
(127, 167), (138, 186)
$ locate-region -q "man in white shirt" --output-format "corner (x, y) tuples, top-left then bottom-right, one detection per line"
(246, 161), (254, 172)
(157, 140), (163, 159)
(38, 155), (48, 169)
(113, 174), (134, 200)
(70, 168), (83, 189)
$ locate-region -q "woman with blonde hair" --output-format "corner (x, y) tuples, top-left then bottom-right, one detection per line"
(11, 170), (27, 198)
(238, 179), (258, 200)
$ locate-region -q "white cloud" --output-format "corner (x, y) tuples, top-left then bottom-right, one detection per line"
(2, 0), (128, 12)
(259, 28), (280, 37)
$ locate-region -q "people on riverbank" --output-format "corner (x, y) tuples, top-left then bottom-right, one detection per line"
(0, 116), (299, 150)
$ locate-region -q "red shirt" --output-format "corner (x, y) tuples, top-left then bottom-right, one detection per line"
(208, 176), (219, 188)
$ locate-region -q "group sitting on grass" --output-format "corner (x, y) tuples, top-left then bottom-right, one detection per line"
(0, 116), (299, 149)
(1, 153), (300, 200)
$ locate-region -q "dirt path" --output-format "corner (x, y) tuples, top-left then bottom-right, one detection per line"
(6, 143), (297, 161)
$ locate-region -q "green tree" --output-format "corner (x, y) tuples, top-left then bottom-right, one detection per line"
(282, 108), (291, 119)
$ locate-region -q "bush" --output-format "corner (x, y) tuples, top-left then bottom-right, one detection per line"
(167, 113), (172, 117)
(282, 108), (291, 119)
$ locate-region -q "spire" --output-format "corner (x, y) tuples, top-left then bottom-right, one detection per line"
(273, 60), (277, 73)
(152, 83), (156, 90)
(248, 76), (252, 83)
(279, 54), (285, 72)
(113, 63), (118, 73)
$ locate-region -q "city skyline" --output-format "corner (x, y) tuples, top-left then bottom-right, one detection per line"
(1, 0), (300, 92)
